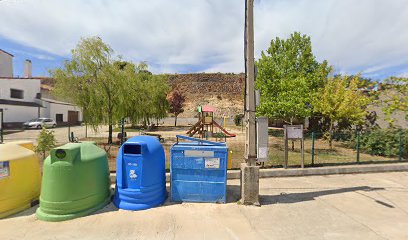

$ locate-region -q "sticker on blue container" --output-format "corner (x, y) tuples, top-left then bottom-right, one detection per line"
(205, 158), (220, 168)
(184, 150), (214, 157)
(0, 161), (10, 179)
(129, 170), (137, 180)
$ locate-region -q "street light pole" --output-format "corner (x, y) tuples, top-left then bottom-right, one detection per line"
(241, 0), (260, 205)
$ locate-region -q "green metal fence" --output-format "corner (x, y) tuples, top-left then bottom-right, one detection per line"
(302, 130), (405, 167)
(227, 129), (407, 169)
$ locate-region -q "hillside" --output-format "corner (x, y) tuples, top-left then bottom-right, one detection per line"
(41, 73), (245, 118)
(167, 73), (245, 117)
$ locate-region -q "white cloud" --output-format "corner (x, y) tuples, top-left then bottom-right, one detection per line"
(398, 72), (408, 78)
(0, 0), (407, 77)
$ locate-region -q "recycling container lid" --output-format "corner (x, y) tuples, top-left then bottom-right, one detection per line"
(0, 143), (34, 162)
(175, 135), (227, 146)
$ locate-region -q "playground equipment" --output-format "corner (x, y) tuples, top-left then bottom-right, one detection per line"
(36, 142), (111, 221)
(0, 141), (41, 218)
(187, 105), (236, 138)
(114, 136), (167, 210)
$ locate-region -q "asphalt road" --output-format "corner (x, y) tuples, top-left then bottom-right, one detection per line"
(3, 125), (107, 145)
(1, 172), (408, 240)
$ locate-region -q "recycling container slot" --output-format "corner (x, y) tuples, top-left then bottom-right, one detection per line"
(124, 144), (141, 155)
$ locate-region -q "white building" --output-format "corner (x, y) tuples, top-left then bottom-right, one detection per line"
(0, 49), (13, 78)
(0, 49), (82, 128)
(41, 98), (82, 124)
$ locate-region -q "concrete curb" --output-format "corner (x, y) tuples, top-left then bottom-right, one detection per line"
(109, 163), (408, 184)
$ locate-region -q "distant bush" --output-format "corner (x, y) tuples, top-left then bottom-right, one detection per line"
(349, 128), (408, 158)
(268, 128), (284, 137)
(234, 114), (244, 126)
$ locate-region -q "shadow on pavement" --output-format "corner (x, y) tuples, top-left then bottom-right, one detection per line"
(227, 185), (241, 203)
(260, 186), (385, 205)
(3, 203), (39, 220)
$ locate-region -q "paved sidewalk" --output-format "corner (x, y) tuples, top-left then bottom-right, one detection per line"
(1, 172), (408, 240)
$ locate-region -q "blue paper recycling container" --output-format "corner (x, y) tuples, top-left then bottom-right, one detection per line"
(170, 135), (228, 203)
(113, 136), (167, 210)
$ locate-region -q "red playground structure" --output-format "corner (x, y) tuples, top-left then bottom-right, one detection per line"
(187, 105), (236, 138)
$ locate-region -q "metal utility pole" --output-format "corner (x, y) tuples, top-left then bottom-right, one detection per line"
(241, 0), (260, 205)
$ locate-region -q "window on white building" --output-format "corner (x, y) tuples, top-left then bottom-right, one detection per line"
(56, 114), (63, 123)
(10, 89), (24, 99)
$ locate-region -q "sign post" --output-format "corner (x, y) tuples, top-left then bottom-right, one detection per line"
(284, 125), (304, 168)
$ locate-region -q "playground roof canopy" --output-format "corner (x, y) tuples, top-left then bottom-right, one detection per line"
(198, 105), (215, 113)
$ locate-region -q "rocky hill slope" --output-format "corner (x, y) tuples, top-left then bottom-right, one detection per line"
(167, 73), (245, 117)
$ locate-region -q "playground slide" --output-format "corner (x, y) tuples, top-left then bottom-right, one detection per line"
(212, 121), (236, 137)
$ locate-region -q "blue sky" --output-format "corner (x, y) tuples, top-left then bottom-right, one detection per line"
(0, 0), (407, 79)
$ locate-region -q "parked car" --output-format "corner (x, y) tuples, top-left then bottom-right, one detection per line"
(23, 118), (57, 129)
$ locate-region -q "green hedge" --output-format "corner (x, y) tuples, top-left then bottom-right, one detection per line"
(351, 128), (408, 158)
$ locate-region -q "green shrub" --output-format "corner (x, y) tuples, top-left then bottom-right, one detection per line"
(268, 128), (284, 137)
(35, 128), (57, 160)
(350, 128), (408, 158)
(234, 114), (244, 126)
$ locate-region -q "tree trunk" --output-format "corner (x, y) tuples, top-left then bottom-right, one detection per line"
(174, 115), (178, 127)
(328, 121), (334, 149)
(108, 109), (113, 144)
(108, 124), (113, 144)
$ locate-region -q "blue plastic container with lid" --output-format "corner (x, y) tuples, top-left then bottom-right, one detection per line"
(113, 136), (167, 210)
(170, 135), (228, 203)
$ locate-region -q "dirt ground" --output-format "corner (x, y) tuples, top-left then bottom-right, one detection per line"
(1, 172), (408, 240)
(92, 124), (396, 171)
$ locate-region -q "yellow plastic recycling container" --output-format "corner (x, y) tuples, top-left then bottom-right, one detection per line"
(0, 141), (41, 218)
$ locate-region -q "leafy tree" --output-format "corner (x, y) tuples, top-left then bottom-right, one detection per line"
(52, 37), (170, 141)
(35, 128), (56, 160)
(167, 88), (186, 126)
(381, 77), (408, 125)
(122, 63), (170, 127)
(314, 75), (371, 147)
(52, 37), (126, 144)
(256, 32), (332, 123)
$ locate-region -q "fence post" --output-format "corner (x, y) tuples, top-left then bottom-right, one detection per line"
(356, 131), (360, 163)
(399, 132), (403, 161)
(311, 132), (315, 166)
